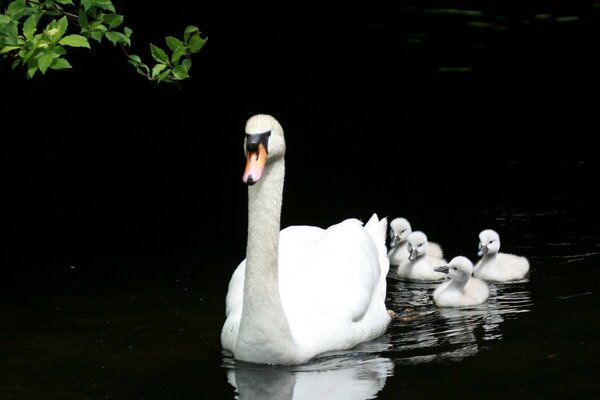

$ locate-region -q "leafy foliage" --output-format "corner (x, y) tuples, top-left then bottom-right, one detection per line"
(0, 0), (206, 85)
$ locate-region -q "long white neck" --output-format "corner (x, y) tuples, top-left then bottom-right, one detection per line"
(235, 157), (298, 364)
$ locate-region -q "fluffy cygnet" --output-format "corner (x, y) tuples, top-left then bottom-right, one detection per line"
(433, 256), (489, 307)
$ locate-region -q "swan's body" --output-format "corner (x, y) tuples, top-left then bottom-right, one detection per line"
(221, 114), (391, 365)
(388, 217), (443, 266)
(396, 231), (448, 282)
(433, 256), (489, 307)
(473, 229), (530, 282)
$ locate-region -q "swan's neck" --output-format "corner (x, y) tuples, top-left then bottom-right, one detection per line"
(236, 158), (297, 363)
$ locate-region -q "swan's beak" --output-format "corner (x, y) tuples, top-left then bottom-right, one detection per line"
(434, 265), (449, 274)
(391, 235), (400, 247)
(243, 143), (267, 185)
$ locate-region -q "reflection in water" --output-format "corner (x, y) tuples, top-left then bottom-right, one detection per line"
(222, 278), (532, 399)
(223, 351), (394, 400)
(385, 277), (532, 364)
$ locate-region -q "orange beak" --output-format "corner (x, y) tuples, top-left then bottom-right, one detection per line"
(243, 143), (267, 184)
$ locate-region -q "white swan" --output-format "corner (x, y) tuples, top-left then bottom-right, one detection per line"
(388, 217), (443, 266)
(221, 114), (392, 365)
(433, 256), (489, 307)
(396, 231), (448, 282)
(473, 229), (530, 282)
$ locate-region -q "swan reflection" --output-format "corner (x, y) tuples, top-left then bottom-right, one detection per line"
(223, 350), (394, 400)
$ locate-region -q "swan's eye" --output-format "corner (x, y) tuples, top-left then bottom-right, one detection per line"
(489, 240), (494, 245)
(452, 266), (457, 270)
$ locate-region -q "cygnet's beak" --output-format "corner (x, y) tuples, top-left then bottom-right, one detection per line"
(391, 235), (400, 247)
(408, 248), (419, 261)
(477, 244), (488, 257)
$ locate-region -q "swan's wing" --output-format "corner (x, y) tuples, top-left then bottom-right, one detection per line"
(280, 219), (382, 326)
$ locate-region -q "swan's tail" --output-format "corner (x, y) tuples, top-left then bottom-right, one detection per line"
(364, 214), (390, 298)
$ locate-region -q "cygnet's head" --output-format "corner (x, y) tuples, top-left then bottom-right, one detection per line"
(435, 256), (474, 283)
(406, 230), (428, 261)
(477, 229), (501, 256)
(389, 217), (412, 247)
(243, 114), (285, 185)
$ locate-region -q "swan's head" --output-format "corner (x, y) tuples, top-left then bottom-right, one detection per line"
(434, 256), (474, 283)
(389, 217), (412, 247)
(477, 229), (501, 256)
(406, 230), (428, 261)
(243, 114), (286, 185)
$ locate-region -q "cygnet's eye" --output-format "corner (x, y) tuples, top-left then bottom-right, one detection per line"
(489, 240), (494, 245)
(452, 266), (457, 270)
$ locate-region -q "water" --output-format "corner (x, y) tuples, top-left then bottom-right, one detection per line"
(2, 196), (599, 399)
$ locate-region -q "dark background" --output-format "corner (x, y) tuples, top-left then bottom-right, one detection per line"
(3, 1), (599, 278)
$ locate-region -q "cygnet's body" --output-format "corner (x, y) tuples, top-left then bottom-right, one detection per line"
(387, 217), (444, 266)
(473, 229), (530, 282)
(433, 256), (489, 307)
(396, 231), (448, 282)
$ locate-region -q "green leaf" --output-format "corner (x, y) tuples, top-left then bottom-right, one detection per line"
(156, 68), (171, 83)
(81, 0), (93, 11)
(124, 26), (132, 37)
(171, 46), (186, 64)
(0, 21), (19, 45)
(90, 30), (102, 42)
(59, 34), (90, 48)
(150, 43), (168, 63)
(23, 14), (38, 40)
(0, 15), (11, 25)
(188, 33), (206, 53)
(183, 25), (198, 43)
(55, 0), (74, 4)
(50, 57), (71, 70)
(181, 58), (191, 72)
(6, 0), (26, 17)
(105, 31), (129, 46)
(0, 45), (20, 54)
(26, 56), (38, 78)
(56, 15), (68, 38)
(92, 0), (115, 13)
(165, 36), (182, 51)
(172, 64), (189, 80)
(103, 13), (123, 29)
(128, 54), (142, 64)
(38, 51), (54, 74)
(151, 63), (166, 78)
(78, 8), (89, 30)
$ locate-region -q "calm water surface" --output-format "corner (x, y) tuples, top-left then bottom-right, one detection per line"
(2, 196), (599, 399)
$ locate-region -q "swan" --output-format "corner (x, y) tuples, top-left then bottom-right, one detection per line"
(396, 231), (448, 282)
(433, 256), (489, 307)
(221, 114), (392, 365)
(473, 229), (530, 282)
(388, 217), (444, 266)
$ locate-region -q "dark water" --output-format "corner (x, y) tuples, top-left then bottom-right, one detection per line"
(2, 196), (599, 399)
